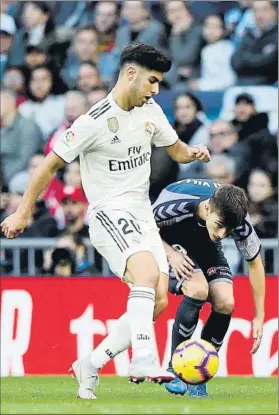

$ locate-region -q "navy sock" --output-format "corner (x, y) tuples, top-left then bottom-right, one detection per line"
(201, 310), (232, 352)
(169, 295), (205, 369)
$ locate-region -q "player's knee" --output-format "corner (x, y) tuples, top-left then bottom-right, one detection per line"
(213, 297), (235, 315)
(126, 252), (160, 288)
(194, 283), (209, 301)
(185, 281), (208, 301)
(140, 265), (160, 287)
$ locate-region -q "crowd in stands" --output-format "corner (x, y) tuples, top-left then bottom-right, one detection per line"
(0, 0), (278, 276)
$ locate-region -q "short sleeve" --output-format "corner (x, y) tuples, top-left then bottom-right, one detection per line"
(152, 103), (178, 148)
(232, 214), (261, 261)
(53, 114), (97, 163)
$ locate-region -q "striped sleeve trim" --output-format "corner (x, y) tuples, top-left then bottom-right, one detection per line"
(88, 100), (111, 119)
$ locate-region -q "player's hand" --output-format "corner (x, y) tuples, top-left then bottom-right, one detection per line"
(1, 212), (28, 238)
(168, 247), (195, 280)
(250, 316), (264, 354)
(188, 145), (211, 163)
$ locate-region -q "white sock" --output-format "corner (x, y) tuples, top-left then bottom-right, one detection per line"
(127, 286), (156, 360)
(90, 313), (130, 370)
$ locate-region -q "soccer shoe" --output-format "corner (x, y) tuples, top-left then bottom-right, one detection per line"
(164, 368), (187, 395)
(70, 355), (99, 399)
(188, 383), (208, 397)
(128, 359), (175, 384)
(165, 375), (188, 395)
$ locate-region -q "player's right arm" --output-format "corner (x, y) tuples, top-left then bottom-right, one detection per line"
(1, 113), (97, 239)
(1, 151), (65, 238)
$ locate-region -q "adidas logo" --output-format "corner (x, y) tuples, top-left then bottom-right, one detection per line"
(110, 135), (121, 144)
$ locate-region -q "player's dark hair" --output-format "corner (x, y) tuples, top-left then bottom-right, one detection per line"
(120, 43), (171, 73)
(209, 185), (249, 230)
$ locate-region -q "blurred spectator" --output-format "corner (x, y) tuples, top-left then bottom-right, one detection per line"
(220, 85), (278, 134)
(63, 161), (82, 189)
(0, 13), (16, 76)
(188, 0), (238, 21)
(189, 14), (236, 91)
(61, 25), (99, 88)
(2, 65), (28, 106)
(204, 153), (236, 184)
(59, 186), (89, 237)
(94, 1), (120, 52)
(61, 25), (117, 89)
(0, 88), (42, 184)
(173, 92), (209, 145)
(224, 0), (255, 44)
(8, 1), (58, 66)
(244, 129), (278, 182)
(208, 119), (251, 185)
(18, 64), (66, 140)
(0, 184), (10, 223)
(231, 0), (278, 85)
(163, 1), (203, 88)
(248, 169), (278, 238)
(87, 86), (109, 107)
(116, 1), (164, 52)
(231, 92), (269, 140)
(45, 90), (88, 154)
(0, 1), (16, 15)
(24, 44), (49, 69)
(54, 1), (88, 29)
(55, 232), (99, 274)
(172, 92), (209, 179)
(47, 247), (76, 276)
(77, 61), (103, 93)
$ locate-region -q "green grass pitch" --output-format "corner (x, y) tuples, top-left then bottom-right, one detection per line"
(1, 376), (278, 414)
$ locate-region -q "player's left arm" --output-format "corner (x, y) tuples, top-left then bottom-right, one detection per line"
(232, 215), (265, 354)
(247, 253), (265, 354)
(165, 139), (211, 164)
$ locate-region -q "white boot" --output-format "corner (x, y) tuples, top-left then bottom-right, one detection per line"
(70, 355), (99, 399)
(128, 357), (175, 384)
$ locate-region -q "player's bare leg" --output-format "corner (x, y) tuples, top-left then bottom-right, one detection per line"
(70, 268), (172, 398)
(125, 251), (174, 384)
(154, 271), (169, 320)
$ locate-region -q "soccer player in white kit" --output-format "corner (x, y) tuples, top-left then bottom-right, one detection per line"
(1, 43), (210, 399)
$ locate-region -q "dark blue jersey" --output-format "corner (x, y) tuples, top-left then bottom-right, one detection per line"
(153, 179), (261, 262)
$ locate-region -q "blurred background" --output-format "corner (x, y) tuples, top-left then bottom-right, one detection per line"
(0, 0), (278, 277)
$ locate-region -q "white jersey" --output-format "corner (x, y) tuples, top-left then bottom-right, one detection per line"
(53, 92), (178, 221)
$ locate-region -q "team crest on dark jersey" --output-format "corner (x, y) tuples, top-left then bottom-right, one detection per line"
(107, 117), (119, 133)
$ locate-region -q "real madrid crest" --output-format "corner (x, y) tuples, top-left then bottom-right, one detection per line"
(107, 117), (119, 133)
(145, 121), (154, 138)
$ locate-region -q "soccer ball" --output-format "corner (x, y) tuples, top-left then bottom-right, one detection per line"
(172, 339), (219, 385)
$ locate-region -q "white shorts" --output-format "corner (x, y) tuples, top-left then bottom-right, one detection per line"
(88, 208), (169, 279)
